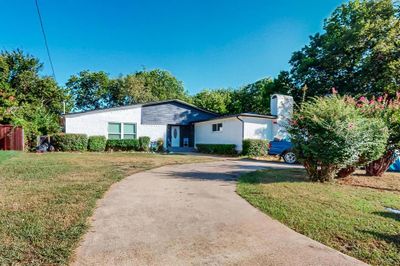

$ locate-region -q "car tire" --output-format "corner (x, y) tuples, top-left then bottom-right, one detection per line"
(283, 151), (297, 164)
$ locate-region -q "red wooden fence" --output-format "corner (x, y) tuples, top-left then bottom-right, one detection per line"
(0, 125), (24, 151)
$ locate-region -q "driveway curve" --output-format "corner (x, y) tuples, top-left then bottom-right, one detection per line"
(72, 159), (365, 266)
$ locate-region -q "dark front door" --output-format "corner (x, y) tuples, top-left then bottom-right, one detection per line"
(167, 125), (194, 148)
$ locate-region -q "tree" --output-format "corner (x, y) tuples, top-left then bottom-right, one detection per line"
(288, 95), (388, 182)
(193, 89), (232, 114)
(66, 70), (111, 111)
(135, 69), (190, 102)
(350, 94), (400, 176)
(289, 0), (400, 98)
(0, 50), (69, 148)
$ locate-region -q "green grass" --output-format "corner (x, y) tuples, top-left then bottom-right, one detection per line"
(0, 151), (19, 164)
(237, 169), (400, 266)
(0, 152), (211, 265)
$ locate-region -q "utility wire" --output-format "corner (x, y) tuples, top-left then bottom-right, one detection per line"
(35, 0), (56, 79)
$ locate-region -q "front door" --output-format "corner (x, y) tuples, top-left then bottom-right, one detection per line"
(171, 126), (180, 147)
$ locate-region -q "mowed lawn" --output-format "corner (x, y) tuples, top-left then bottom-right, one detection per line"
(237, 168), (400, 266)
(0, 151), (211, 265)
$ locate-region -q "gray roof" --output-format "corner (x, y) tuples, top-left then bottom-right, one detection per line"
(63, 99), (218, 117)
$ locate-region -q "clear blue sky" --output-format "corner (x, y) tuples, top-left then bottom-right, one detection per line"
(1, 0), (344, 94)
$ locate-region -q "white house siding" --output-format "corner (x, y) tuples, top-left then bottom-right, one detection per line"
(194, 118), (243, 151)
(242, 117), (274, 141)
(64, 106), (167, 145)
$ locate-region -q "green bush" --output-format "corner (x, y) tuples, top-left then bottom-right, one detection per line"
(288, 95), (388, 182)
(138, 136), (151, 152)
(242, 139), (269, 157)
(156, 138), (164, 152)
(87, 136), (107, 152)
(106, 139), (139, 151)
(196, 144), (237, 155)
(51, 133), (88, 152)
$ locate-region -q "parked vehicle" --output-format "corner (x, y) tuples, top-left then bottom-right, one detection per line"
(268, 139), (297, 164)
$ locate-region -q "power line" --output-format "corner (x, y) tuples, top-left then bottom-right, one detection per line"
(35, 0), (56, 79)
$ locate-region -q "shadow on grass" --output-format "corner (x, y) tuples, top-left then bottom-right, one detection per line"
(373, 211), (400, 222)
(360, 230), (400, 247)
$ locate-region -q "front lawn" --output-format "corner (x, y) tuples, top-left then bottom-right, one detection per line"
(237, 168), (400, 266)
(0, 151), (211, 265)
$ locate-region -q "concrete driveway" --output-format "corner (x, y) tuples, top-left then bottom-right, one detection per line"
(72, 159), (365, 266)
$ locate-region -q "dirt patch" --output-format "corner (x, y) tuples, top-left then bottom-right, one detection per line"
(337, 170), (400, 193)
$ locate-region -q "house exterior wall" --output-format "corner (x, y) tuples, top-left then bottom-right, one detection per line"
(64, 106), (167, 145)
(242, 117), (274, 141)
(141, 102), (216, 125)
(194, 118), (243, 151)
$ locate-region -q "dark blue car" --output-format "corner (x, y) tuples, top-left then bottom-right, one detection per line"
(268, 139), (297, 164)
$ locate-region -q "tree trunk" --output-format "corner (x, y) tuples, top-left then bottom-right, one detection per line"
(365, 150), (395, 177)
(336, 166), (356, 179)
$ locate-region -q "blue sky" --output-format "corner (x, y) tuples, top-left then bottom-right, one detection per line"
(1, 0), (344, 94)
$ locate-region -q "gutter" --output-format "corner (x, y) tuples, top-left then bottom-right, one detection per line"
(236, 115), (244, 140)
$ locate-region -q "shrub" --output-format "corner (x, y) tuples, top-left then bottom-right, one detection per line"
(138, 136), (151, 152)
(106, 139), (139, 151)
(196, 144), (237, 155)
(51, 133), (88, 152)
(87, 136), (107, 152)
(288, 95), (388, 182)
(156, 138), (164, 152)
(242, 139), (269, 157)
(349, 93), (400, 176)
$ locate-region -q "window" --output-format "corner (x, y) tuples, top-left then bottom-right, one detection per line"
(212, 123), (223, 132)
(123, 123), (137, 139)
(108, 123), (121, 139)
(108, 122), (137, 139)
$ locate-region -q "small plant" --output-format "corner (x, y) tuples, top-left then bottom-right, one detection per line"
(242, 139), (269, 157)
(138, 136), (151, 152)
(156, 138), (164, 152)
(106, 139), (139, 151)
(87, 136), (107, 152)
(196, 144), (237, 155)
(51, 133), (88, 152)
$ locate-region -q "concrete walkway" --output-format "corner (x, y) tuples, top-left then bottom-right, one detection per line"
(72, 159), (366, 266)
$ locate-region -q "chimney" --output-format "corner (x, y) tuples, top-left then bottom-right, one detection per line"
(270, 94), (294, 140)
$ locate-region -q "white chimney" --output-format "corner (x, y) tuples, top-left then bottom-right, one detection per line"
(270, 94), (294, 140)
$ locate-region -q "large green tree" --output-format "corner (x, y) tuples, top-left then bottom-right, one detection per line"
(0, 50), (69, 147)
(289, 0), (400, 98)
(192, 89), (233, 114)
(66, 70), (111, 111)
(67, 69), (190, 110)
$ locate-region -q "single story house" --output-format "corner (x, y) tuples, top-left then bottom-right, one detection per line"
(63, 94), (293, 152)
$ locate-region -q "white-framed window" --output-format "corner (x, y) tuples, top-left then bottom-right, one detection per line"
(108, 122), (137, 139)
(212, 123), (223, 132)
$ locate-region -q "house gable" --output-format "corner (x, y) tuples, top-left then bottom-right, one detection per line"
(141, 101), (217, 125)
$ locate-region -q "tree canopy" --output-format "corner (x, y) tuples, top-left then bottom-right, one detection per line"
(289, 0), (400, 98)
(0, 50), (69, 147)
(67, 69), (190, 111)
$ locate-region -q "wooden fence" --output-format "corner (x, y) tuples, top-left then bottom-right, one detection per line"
(0, 125), (24, 151)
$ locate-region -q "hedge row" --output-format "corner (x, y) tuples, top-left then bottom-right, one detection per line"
(196, 144), (237, 155)
(51, 134), (152, 152)
(242, 139), (269, 157)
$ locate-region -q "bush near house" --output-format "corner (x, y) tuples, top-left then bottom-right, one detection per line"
(242, 139), (269, 157)
(106, 139), (139, 151)
(51, 133), (88, 152)
(138, 136), (151, 151)
(196, 144), (237, 155)
(88, 136), (107, 152)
